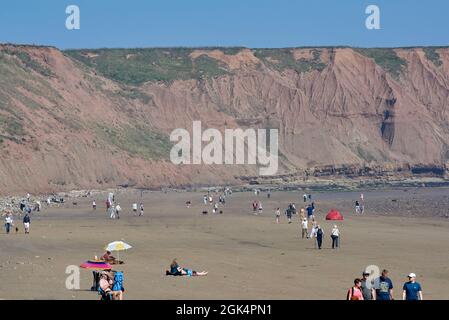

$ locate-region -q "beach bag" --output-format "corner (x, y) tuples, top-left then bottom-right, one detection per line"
(112, 271), (124, 291)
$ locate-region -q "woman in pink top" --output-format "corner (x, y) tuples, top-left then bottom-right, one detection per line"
(347, 278), (365, 300)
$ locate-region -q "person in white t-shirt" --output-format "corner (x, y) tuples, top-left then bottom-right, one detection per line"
(309, 222), (318, 239)
(275, 208), (281, 224)
(301, 218), (309, 239)
(331, 225), (340, 249)
(132, 203), (138, 215)
(115, 204), (121, 219)
(5, 214), (14, 234)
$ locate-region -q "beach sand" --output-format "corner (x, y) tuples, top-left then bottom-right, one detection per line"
(1, 188), (449, 300)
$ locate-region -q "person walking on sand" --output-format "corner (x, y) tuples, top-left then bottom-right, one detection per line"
(306, 204), (315, 222)
(252, 201), (258, 214)
(331, 225), (340, 249)
(285, 205), (292, 224)
(303, 194), (307, 203)
(347, 279), (364, 300)
(4, 213), (13, 234)
(316, 225), (324, 249)
(300, 208), (305, 219)
(301, 217), (308, 239)
(23, 212), (31, 234)
(375, 269), (394, 300)
(258, 201), (263, 214)
(109, 204), (116, 219)
(115, 203), (121, 219)
(275, 208), (281, 224)
(139, 203), (144, 216)
(203, 195), (208, 205)
(309, 222), (317, 239)
(92, 200), (97, 211)
(132, 203), (138, 216)
(361, 271), (376, 300)
(355, 200), (360, 214)
(402, 273), (423, 300)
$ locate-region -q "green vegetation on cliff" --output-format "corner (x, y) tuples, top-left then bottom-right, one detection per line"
(65, 48), (230, 85)
(94, 124), (172, 160)
(253, 48), (327, 73)
(354, 48), (407, 79)
(423, 47), (443, 67)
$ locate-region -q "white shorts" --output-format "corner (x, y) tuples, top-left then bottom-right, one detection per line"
(24, 222), (30, 229)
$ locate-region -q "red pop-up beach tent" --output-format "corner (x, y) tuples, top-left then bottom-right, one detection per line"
(326, 209), (344, 220)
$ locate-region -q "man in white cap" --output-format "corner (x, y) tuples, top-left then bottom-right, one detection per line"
(402, 273), (423, 300)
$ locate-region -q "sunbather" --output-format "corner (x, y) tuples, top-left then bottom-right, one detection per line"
(167, 259), (208, 276)
(101, 251), (123, 264)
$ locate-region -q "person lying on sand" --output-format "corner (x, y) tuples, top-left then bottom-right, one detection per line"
(166, 259), (208, 276)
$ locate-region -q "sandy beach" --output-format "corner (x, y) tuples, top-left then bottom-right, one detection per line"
(1, 187), (449, 300)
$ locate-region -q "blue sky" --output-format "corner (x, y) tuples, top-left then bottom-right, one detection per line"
(0, 0), (447, 49)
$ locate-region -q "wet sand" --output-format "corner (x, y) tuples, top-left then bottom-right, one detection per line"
(1, 187), (449, 299)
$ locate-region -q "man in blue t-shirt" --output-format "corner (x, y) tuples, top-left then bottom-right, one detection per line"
(402, 273), (423, 300)
(375, 269), (394, 300)
(306, 205), (314, 220)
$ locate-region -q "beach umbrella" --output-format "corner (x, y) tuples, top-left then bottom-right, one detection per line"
(104, 241), (132, 262)
(80, 260), (112, 270)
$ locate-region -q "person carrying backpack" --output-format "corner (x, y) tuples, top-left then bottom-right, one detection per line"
(316, 225), (324, 249)
(347, 279), (364, 300)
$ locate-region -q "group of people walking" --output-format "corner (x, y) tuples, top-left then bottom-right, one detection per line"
(347, 269), (423, 300)
(303, 220), (340, 250)
(103, 193), (144, 219)
(3, 193), (36, 234)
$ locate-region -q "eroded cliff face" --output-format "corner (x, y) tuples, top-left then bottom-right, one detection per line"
(0, 45), (448, 194)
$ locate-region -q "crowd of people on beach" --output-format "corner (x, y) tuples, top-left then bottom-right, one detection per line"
(3, 187), (427, 301)
(201, 188), (230, 214)
(2, 194), (40, 235)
